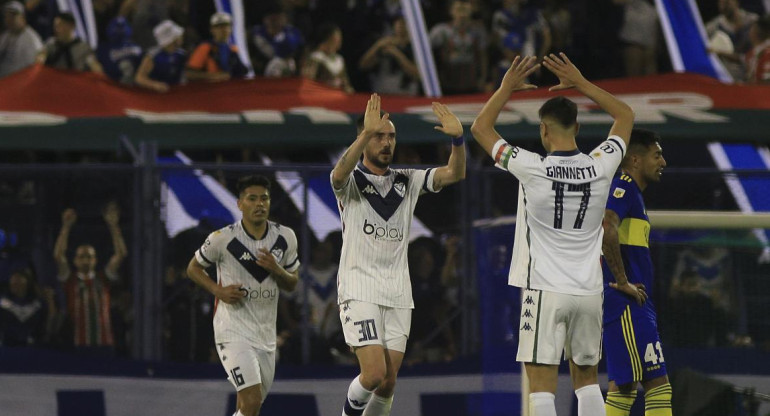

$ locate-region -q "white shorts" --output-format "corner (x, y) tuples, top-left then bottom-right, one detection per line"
(516, 289), (603, 366)
(340, 300), (411, 352)
(216, 341), (275, 399)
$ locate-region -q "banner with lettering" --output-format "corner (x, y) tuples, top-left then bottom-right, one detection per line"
(1, 65), (769, 150)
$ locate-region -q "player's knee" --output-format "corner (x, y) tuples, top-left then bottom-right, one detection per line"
(376, 373), (398, 396)
(360, 368), (386, 389)
(238, 389), (262, 416)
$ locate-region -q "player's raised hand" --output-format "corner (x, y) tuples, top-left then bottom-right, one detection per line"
(431, 102), (463, 137)
(216, 284), (246, 304)
(610, 281), (648, 305)
(362, 93), (390, 137)
(542, 52), (586, 91)
(501, 56), (539, 92)
(103, 202), (120, 227)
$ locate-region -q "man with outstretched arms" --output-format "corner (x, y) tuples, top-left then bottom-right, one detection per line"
(471, 54), (637, 416)
(187, 175), (300, 416)
(602, 129), (671, 416)
(332, 93), (466, 416)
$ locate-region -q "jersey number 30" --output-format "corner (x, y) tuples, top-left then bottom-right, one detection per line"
(552, 181), (591, 229)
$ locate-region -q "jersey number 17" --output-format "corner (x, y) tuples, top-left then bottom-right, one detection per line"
(551, 181), (591, 230)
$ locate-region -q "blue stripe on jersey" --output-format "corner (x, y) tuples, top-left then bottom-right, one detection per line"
(353, 170), (409, 221)
(422, 168), (434, 192)
(225, 235), (288, 283)
(608, 138), (624, 157)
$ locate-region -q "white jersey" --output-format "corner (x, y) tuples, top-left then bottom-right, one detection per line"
(493, 136), (626, 295)
(195, 220), (300, 351)
(332, 163), (439, 308)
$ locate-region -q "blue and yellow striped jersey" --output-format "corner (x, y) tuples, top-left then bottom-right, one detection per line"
(602, 173), (657, 323)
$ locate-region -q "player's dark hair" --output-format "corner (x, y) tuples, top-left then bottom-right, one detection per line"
(538, 96), (577, 128)
(55, 12), (76, 25)
(237, 175), (271, 197)
(356, 111), (386, 134)
(627, 128), (661, 155)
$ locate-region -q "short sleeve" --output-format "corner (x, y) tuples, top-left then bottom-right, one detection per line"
(606, 179), (631, 221)
(492, 139), (541, 184)
(195, 230), (223, 267)
(330, 170), (354, 198)
(589, 135), (627, 180)
(419, 168), (439, 194)
(282, 228), (301, 273)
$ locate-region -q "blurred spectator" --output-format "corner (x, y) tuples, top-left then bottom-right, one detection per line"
(669, 247), (733, 347)
(0, 269), (57, 346)
(24, 0), (54, 40)
(407, 238), (457, 364)
(163, 265), (215, 362)
(542, 0), (572, 55)
(302, 22), (354, 93)
(53, 204), (127, 355)
(278, 239), (340, 364)
(491, 0), (551, 59)
(0, 1), (42, 78)
(134, 19), (186, 93)
(706, 0), (759, 82)
(358, 14), (420, 96)
(92, 0), (123, 41)
(429, 0), (488, 94)
(745, 14), (770, 83)
(96, 16), (142, 84)
(491, 31), (525, 89)
(38, 12), (103, 74)
(251, 4), (304, 78)
(186, 12), (247, 82)
(615, 0), (659, 77)
(0, 228), (33, 289)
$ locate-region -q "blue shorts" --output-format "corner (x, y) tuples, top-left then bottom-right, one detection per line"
(603, 305), (668, 386)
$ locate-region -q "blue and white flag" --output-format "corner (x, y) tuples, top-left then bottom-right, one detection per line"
(56, 0), (98, 49)
(214, 0), (254, 76)
(400, 0), (442, 97)
(160, 151), (240, 237)
(655, 0), (732, 82)
(707, 142), (770, 262)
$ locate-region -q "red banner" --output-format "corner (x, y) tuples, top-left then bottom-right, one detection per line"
(2, 65), (770, 118)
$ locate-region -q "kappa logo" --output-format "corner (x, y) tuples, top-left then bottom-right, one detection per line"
(521, 322), (533, 331)
(393, 181), (405, 197)
(342, 304), (350, 312)
(239, 252), (254, 261)
(345, 316), (351, 323)
(523, 309), (534, 318)
(524, 296), (535, 305)
(362, 184), (378, 195)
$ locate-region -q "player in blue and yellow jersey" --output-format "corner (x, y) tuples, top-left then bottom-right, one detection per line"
(602, 129), (672, 416)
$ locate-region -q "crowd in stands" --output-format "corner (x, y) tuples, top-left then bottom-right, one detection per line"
(1, 0), (768, 94)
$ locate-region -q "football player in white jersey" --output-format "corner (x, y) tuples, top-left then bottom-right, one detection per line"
(332, 94), (466, 416)
(471, 54), (637, 416)
(187, 175), (300, 416)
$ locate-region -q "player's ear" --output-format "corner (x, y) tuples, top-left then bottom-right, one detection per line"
(573, 122), (580, 136)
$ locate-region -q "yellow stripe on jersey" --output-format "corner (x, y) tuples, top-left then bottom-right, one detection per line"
(619, 174), (633, 183)
(621, 306), (643, 382)
(618, 218), (650, 248)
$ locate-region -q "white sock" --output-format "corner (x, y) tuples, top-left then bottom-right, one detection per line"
(343, 375), (373, 416)
(529, 392), (556, 416)
(575, 384), (605, 416)
(233, 411), (245, 416)
(362, 394), (393, 416)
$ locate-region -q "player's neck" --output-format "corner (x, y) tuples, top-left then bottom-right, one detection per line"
(547, 137), (578, 153)
(361, 158), (389, 176)
(242, 219), (267, 240)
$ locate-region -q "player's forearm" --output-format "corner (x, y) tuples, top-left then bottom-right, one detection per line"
(187, 261), (220, 296)
(445, 142), (467, 182)
(331, 132), (372, 188)
(602, 228), (628, 284)
(108, 224), (128, 260)
(575, 80), (634, 124)
(273, 269), (298, 292)
(471, 86), (510, 155)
